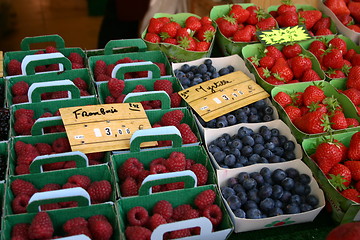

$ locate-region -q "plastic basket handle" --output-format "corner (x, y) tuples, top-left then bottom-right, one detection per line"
(130, 126), (182, 152)
(123, 91), (171, 110)
(21, 52), (72, 76)
(20, 34), (65, 51)
(28, 79), (81, 103)
(31, 116), (63, 136)
(27, 187), (90, 213)
(138, 170), (197, 196)
(104, 39), (147, 55)
(29, 151), (89, 174)
(112, 61), (161, 80)
(51, 235), (91, 240)
(151, 217), (213, 240)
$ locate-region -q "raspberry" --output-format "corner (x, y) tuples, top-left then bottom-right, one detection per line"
(67, 175), (91, 189)
(88, 215), (113, 240)
(12, 81), (29, 96)
(68, 226), (92, 238)
(177, 123), (198, 144)
(72, 63), (84, 69)
(150, 164), (168, 174)
(11, 179), (37, 196)
(96, 74), (111, 82)
(153, 200), (173, 220)
(52, 137), (71, 153)
(14, 115), (34, 135)
(148, 213), (167, 231)
(87, 180), (112, 203)
(62, 182), (78, 189)
(15, 109), (34, 119)
(51, 91), (68, 99)
(190, 163), (208, 186)
(72, 77), (88, 90)
(125, 226), (151, 240)
(105, 63), (115, 76)
(169, 229), (191, 239)
(185, 159), (195, 169)
(63, 161), (76, 169)
(11, 223), (30, 238)
(35, 143), (53, 155)
(68, 52), (84, 65)
(13, 95), (29, 104)
(59, 201), (78, 208)
(150, 158), (166, 167)
(183, 208), (200, 220)
(40, 183), (61, 192)
(17, 154), (36, 165)
(28, 212), (54, 239)
(45, 46), (58, 53)
(7, 59), (22, 76)
(89, 159), (102, 165)
(94, 60), (107, 77)
(15, 141), (27, 155)
(12, 194), (30, 214)
(154, 79), (173, 95)
(108, 78), (125, 98)
(40, 203), (60, 211)
(194, 189), (216, 210)
(40, 112), (53, 118)
(43, 161), (65, 171)
(80, 89), (90, 96)
(165, 182), (185, 191)
(202, 204), (223, 227)
(116, 57), (133, 64)
(154, 62), (166, 76)
(115, 94), (126, 103)
(149, 100), (161, 109)
(160, 110), (184, 126)
(127, 206), (149, 226)
(170, 92), (182, 108)
(63, 217), (88, 233)
(165, 152), (186, 172)
(172, 204), (192, 221)
(15, 164), (30, 175)
(121, 177), (138, 197)
(118, 158), (144, 180)
(136, 169), (151, 184)
(47, 63), (60, 71)
(86, 151), (105, 161)
(105, 95), (115, 103)
(133, 84), (147, 92)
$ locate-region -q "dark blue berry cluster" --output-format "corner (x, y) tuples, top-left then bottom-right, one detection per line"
(221, 167), (319, 219)
(208, 126), (297, 168)
(198, 99), (275, 128)
(174, 59), (235, 88)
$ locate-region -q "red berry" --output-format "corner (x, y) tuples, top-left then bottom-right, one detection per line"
(160, 110), (184, 126)
(52, 137), (71, 153)
(73, 77), (88, 90)
(28, 212), (54, 239)
(68, 52), (84, 65)
(88, 215), (113, 240)
(121, 177), (138, 197)
(35, 143), (53, 155)
(154, 79), (173, 95)
(67, 175), (91, 189)
(11, 223), (30, 239)
(194, 189), (216, 210)
(165, 152), (186, 172)
(12, 194), (30, 214)
(87, 180), (112, 203)
(11, 179), (37, 196)
(172, 204), (192, 221)
(169, 229), (191, 239)
(7, 59), (22, 76)
(202, 204), (223, 227)
(170, 92), (182, 107)
(148, 213), (167, 231)
(153, 200), (173, 220)
(12, 81), (29, 96)
(40, 183), (61, 192)
(14, 115), (34, 135)
(67, 226), (92, 238)
(94, 60), (107, 77)
(118, 158), (144, 180)
(125, 226), (151, 240)
(127, 206), (149, 226)
(177, 123), (198, 144)
(108, 78), (125, 98)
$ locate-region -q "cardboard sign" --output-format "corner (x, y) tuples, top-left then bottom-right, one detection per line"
(257, 26), (312, 45)
(178, 71), (269, 122)
(59, 103), (156, 153)
(0, 51), (3, 78)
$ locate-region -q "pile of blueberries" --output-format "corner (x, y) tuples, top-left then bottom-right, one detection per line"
(174, 59), (235, 89)
(221, 167), (320, 219)
(208, 126), (297, 168)
(198, 99), (275, 128)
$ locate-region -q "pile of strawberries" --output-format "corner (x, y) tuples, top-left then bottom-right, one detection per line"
(6, 46), (84, 76)
(153, 109), (198, 146)
(274, 83), (359, 134)
(248, 44), (322, 85)
(11, 77), (91, 104)
(125, 190), (223, 240)
(118, 151), (209, 197)
(10, 211), (113, 240)
(93, 57), (166, 82)
(310, 132), (360, 203)
(10, 175), (112, 214)
(144, 15), (215, 51)
(104, 78), (182, 109)
(14, 139), (105, 175)
(215, 4), (276, 42)
(325, 0), (360, 33)
(269, 0), (335, 36)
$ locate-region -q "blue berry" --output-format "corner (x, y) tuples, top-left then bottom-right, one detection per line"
(278, 135), (288, 145)
(219, 67), (230, 76)
(264, 142), (275, 150)
(216, 118), (228, 128)
(299, 174), (311, 185)
(264, 106), (274, 115)
(285, 168), (300, 180)
(227, 114), (237, 125)
(263, 115), (273, 122)
(221, 186), (235, 199)
(272, 147), (284, 156)
(241, 146), (253, 157)
(237, 127), (253, 138)
(198, 64), (207, 74)
(253, 134), (264, 144)
(272, 169), (287, 183)
(249, 154), (261, 163)
(253, 99), (266, 109)
(233, 184), (245, 193)
(208, 144), (221, 154)
(214, 137), (227, 148)
(300, 203), (313, 212)
(206, 119), (217, 128)
(285, 203), (300, 214)
(305, 195), (319, 207)
(260, 149), (273, 159)
(271, 128), (280, 137)
(242, 178), (257, 190)
(283, 151), (296, 161)
(253, 144), (265, 154)
(237, 172), (249, 183)
(242, 135), (255, 146)
(211, 72), (220, 79)
(280, 190), (292, 203)
(284, 141), (296, 151)
(260, 167), (271, 178)
(237, 156), (248, 165)
(243, 200), (258, 211)
(246, 208), (262, 219)
(237, 191), (248, 204)
(227, 177), (238, 187)
(260, 198), (275, 213)
(192, 77), (203, 85)
(271, 185), (284, 199)
(229, 148), (241, 159)
(222, 133), (231, 141)
(224, 154), (236, 167)
(227, 65), (235, 72)
(247, 189), (260, 203)
(227, 195), (242, 210)
(258, 185), (273, 199)
(234, 208), (246, 218)
(230, 139), (243, 149)
(186, 71), (194, 80)
(268, 207), (283, 217)
(213, 151), (226, 163)
(248, 114), (260, 123)
(204, 59), (212, 66)
(281, 177), (295, 191)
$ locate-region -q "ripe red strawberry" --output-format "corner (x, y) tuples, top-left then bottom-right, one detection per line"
(159, 21), (181, 39)
(340, 188), (360, 203)
(229, 4), (249, 23)
(302, 84), (326, 106)
(52, 137), (71, 153)
(190, 163), (208, 186)
(160, 110), (184, 126)
(293, 110), (331, 134)
(11, 179), (37, 196)
(121, 177), (138, 197)
(276, 11), (299, 27)
(194, 189), (216, 210)
(265, 46), (284, 59)
(216, 15), (238, 38)
(194, 24), (215, 43)
(274, 91), (292, 107)
(271, 58), (293, 82)
(346, 118), (359, 127)
(118, 157), (144, 180)
(315, 28), (333, 36)
(177, 123), (198, 144)
(7, 59), (22, 76)
(12, 81), (29, 96)
(312, 17), (331, 33)
(348, 1), (360, 23)
(108, 78), (125, 98)
(347, 66), (360, 91)
(127, 206), (149, 226)
(347, 132), (360, 160)
(202, 204), (223, 227)
(328, 38), (347, 55)
(185, 16), (201, 32)
(326, 69), (346, 79)
(28, 212), (54, 239)
(246, 5), (262, 25)
(284, 105), (302, 121)
(12, 194), (30, 214)
(195, 41), (211, 51)
(147, 17), (165, 34)
(278, 0), (297, 15)
(291, 54), (312, 79)
(322, 48), (345, 69)
(125, 226), (152, 240)
(344, 161), (360, 182)
(325, 0), (350, 16)
(163, 37), (177, 45)
(259, 56), (275, 69)
(301, 69), (322, 82)
(153, 200), (173, 220)
(87, 180), (112, 203)
(67, 175), (91, 189)
(315, 139), (344, 174)
(177, 36), (196, 51)
(11, 223), (30, 239)
(88, 215), (113, 240)
(308, 40), (327, 60)
(299, 10), (322, 30)
(232, 25), (256, 42)
(328, 163), (352, 190)
(282, 43), (302, 59)
(256, 17), (276, 30)
(330, 110), (348, 130)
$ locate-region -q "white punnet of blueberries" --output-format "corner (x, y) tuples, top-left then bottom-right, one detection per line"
(221, 167), (320, 219)
(197, 99), (275, 128)
(174, 59), (235, 88)
(208, 126), (296, 168)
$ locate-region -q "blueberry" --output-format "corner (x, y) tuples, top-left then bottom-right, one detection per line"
(304, 185), (311, 196)
(280, 190), (292, 203)
(274, 199), (283, 209)
(236, 191), (248, 204)
(227, 195), (242, 210)
(249, 154), (261, 163)
(261, 149), (273, 159)
(260, 167), (271, 178)
(259, 125), (270, 134)
(259, 157), (269, 163)
(258, 185), (273, 199)
(246, 208), (262, 219)
(271, 185), (284, 199)
(221, 186), (235, 199)
(237, 156), (248, 165)
(227, 114), (237, 125)
(264, 106), (274, 115)
(253, 144), (265, 154)
(220, 164), (229, 168)
(204, 59), (212, 66)
(248, 114), (260, 123)
(202, 75), (211, 81)
(300, 203), (313, 212)
(247, 189), (260, 203)
(214, 137), (227, 148)
(268, 207), (284, 217)
(227, 177), (238, 187)
(237, 127), (253, 138)
(281, 177), (295, 191)
(223, 146), (231, 154)
(278, 135), (288, 145)
(190, 65), (198, 73)
(234, 208), (246, 218)
(270, 136), (280, 147)
(242, 135), (255, 146)
(230, 148), (241, 159)
(271, 128), (280, 137)
(233, 183), (245, 193)
(284, 141), (296, 151)
(272, 169), (287, 183)
(285, 168), (300, 180)
(306, 195), (319, 207)
(290, 195), (302, 205)
(253, 99), (266, 109)
(179, 76), (191, 87)
(242, 178), (257, 190)
(176, 70), (185, 78)
(283, 151), (296, 161)
(230, 139), (243, 150)
(234, 162), (244, 168)
(285, 203), (300, 214)
(227, 65), (235, 72)
(213, 151), (226, 163)
(206, 119), (217, 128)
(222, 133), (231, 142)
(198, 64), (207, 74)
(208, 144), (221, 154)
(252, 133), (263, 144)
(194, 73), (202, 78)
(224, 154), (236, 167)
(251, 172), (265, 185)
(237, 172), (250, 183)
(264, 142), (275, 150)
(242, 106), (251, 115)
(186, 71), (194, 80)
(269, 155), (281, 163)
(243, 200), (258, 211)
(241, 146), (253, 157)
(299, 174), (311, 185)
(262, 115), (273, 122)
(192, 77), (203, 85)
(219, 67), (230, 76)
(216, 118), (228, 128)
(237, 114), (248, 123)
(272, 147), (284, 156)
(260, 198), (275, 213)
(211, 72), (220, 79)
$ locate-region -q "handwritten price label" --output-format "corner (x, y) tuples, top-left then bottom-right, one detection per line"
(59, 103), (155, 153)
(178, 71), (269, 122)
(257, 26), (312, 45)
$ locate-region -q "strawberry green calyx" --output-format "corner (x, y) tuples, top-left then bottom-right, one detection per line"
(281, 0), (293, 5)
(159, 32), (171, 41)
(262, 68), (271, 78)
(328, 174), (348, 191)
(308, 102), (322, 112)
(273, 73), (285, 82)
(223, 15), (237, 24)
(202, 30), (215, 42)
(320, 114), (333, 132)
(178, 36), (194, 50)
(323, 96), (341, 113)
(325, 68), (337, 76)
(255, 9), (267, 20)
(249, 55), (260, 66)
(342, 64), (352, 76)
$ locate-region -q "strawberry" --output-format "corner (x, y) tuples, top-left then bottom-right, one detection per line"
(328, 37), (347, 55)
(256, 17), (277, 30)
(344, 161), (360, 181)
(293, 110), (331, 134)
(229, 4), (250, 24)
(348, 1), (360, 23)
(346, 118), (359, 127)
(277, 0), (297, 15)
(274, 91), (292, 107)
(232, 25), (256, 42)
(185, 16), (201, 32)
(256, 67), (271, 79)
(351, 53), (360, 67)
(326, 69), (346, 79)
(312, 17), (331, 33)
(290, 54), (312, 79)
(265, 46), (284, 59)
(276, 11), (299, 27)
(302, 84), (326, 106)
(348, 24), (360, 33)
(259, 56), (275, 69)
(347, 132), (360, 160)
(315, 138), (344, 174)
(330, 110), (348, 130)
(246, 5), (262, 25)
(301, 69), (322, 82)
(265, 75), (285, 85)
(271, 58), (293, 82)
(315, 28), (333, 36)
(147, 18), (165, 34)
(195, 41), (211, 52)
(324, 0), (350, 16)
(299, 10), (322, 30)
(216, 15), (238, 38)
(308, 40), (327, 60)
(328, 163), (352, 190)
(322, 48), (345, 69)
(282, 43), (302, 59)
(144, 33), (161, 43)
(326, 222), (360, 240)
(284, 105), (302, 121)
(177, 36), (196, 51)
(195, 25), (215, 42)
(28, 212), (54, 239)
(200, 16), (212, 25)
(340, 188), (360, 203)
(159, 22), (180, 40)
(347, 66), (360, 91)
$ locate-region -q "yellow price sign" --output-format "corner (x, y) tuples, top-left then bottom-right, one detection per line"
(257, 26), (312, 45)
